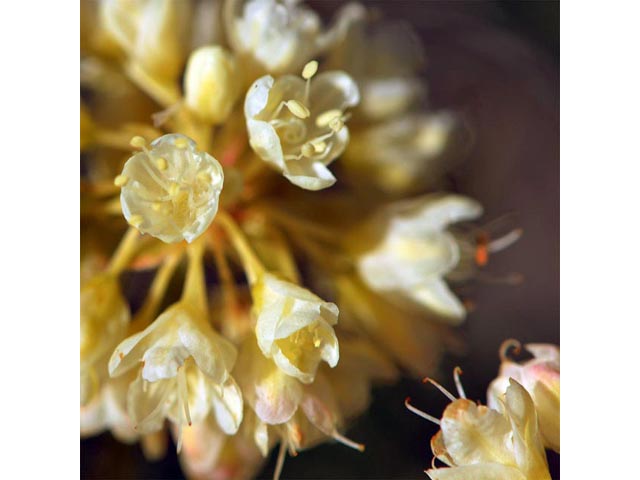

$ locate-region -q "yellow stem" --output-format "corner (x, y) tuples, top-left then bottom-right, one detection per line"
(253, 203), (340, 245)
(126, 61), (180, 108)
(215, 210), (265, 285)
(130, 252), (182, 332)
(209, 232), (239, 311)
(181, 237), (208, 314)
(107, 227), (140, 275)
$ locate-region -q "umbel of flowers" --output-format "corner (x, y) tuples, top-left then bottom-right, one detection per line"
(81, 0), (522, 478)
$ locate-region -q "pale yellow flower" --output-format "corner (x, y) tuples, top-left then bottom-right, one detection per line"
(225, 0), (362, 76)
(252, 273), (339, 383)
(99, 0), (190, 81)
(118, 134), (224, 243)
(244, 64), (359, 190)
(351, 194), (483, 322)
(487, 340), (560, 452)
(184, 45), (241, 125)
(80, 273), (130, 406)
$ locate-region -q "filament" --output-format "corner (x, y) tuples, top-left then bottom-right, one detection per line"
(422, 377), (457, 402)
(332, 431), (365, 452)
(453, 367), (466, 399)
(405, 397), (440, 425)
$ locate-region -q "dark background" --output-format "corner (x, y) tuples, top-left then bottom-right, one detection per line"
(81, 1), (559, 478)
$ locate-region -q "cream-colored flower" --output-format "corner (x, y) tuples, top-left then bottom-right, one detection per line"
(351, 194), (483, 322)
(251, 273), (339, 383)
(487, 341), (560, 453)
(184, 46), (241, 125)
(225, 0), (362, 76)
(412, 375), (550, 480)
(81, 273), (130, 406)
(244, 64), (360, 190)
(326, 13), (425, 121)
(99, 0), (190, 81)
(118, 134), (224, 244)
(109, 300), (242, 434)
(343, 113), (457, 194)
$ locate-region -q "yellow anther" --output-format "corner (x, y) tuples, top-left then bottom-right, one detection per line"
(329, 117), (344, 132)
(312, 141), (326, 153)
(130, 136), (146, 149)
(286, 100), (310, 119)
(155, 157), (168, 171)
(174, 137), (189, 149)
(151, 202), (163, 212)
(128, 214), (144, 228)
(302, 60), (318, 80)
(315, 109), (342, 128)
(114, 174), (129, 187)
(313, 338), (321, 348)
(301, 143), (315, 158)
(168, 183), (180, 196)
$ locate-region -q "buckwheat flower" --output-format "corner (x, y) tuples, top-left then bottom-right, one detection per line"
(487, 340), (560, 452)
(252, 272), (339, 383)
(118, 134), (224, 243)
(109, 241), (242, 437)
(407, 372), (550, 480)
(225, 0), (361, 76)
(351, 194), (483, 322)
(184, 46), (241, 125)
(99, 0), (190, 82)
(343, 113), (457, 194)
(244, 62), (360, 190)
(81, 273), (130, 406)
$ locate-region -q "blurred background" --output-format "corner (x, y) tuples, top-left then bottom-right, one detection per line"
(81, 1), (559, 478)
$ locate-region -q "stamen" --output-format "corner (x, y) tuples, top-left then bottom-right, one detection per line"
(301, 143), (315, 158)
(476, 271), (524, 285)
(114, 174), (129, 187)
(302, 60), (318, 80)
(315, 109), (342, 128)
(405, 397), (441, 425)
(329, 117), (344, 132)
(130, 136), (147, 149)
(155, 157), (168, 171)
(168, 182), (180, 196)
(312, 140), (326, 153)
(332, 431), (365, 452)
(273, 441), (287, 480)
(488, 228), (523, 253)
(453, 367), (467, 399)
(422, 377), (457, 402)
(286, 100), (310, 119)
(499, 339), (522, 362)
(174, 137), (189, 149)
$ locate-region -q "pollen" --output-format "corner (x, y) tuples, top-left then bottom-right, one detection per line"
(301, 143), (315, 158)
(302, 60), (318, 80)
(286, 100), (310, 119)
(174, 137), (189, 149)
(168, 182), (180, 196)
(114, 174), (129, 187)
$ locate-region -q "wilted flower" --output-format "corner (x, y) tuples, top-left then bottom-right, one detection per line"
(407, 371), (551, 480)
(351, 194), (483, 322)
(244, 62), (360, 190)
(118, 134), (224, 243)
(252, 272), (339, 383)
(487, 340), (560, 453)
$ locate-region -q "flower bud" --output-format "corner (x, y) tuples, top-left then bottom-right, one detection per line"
(184, 46), (241, 124)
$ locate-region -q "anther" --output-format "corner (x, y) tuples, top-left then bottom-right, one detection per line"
(155, 157), (168, 171)
(329, 117), (344, 132)
(499, 339), (522, 362)
(301, 143), (315, 158)
(130, 136), (146, 149)
(286, 100), (310, 119)
(316, 109), (342, 128)
(422, 377), (457, 402)
(405, 397), (441, 425)
(312, 141), (326, 153)
(302, 60), (318, 80)
(168, 183), (180, 196)
(114, 174), (129, 187)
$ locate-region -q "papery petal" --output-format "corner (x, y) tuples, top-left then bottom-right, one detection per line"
(440, 399), (515, 467)
(127, 374), (171, 434)
(284, 159), (337, 190)
(179, 321), (237, 384)
(211, 377), (244, 434)
(410, 279), (467, 322)
(426, 464), (527, 480)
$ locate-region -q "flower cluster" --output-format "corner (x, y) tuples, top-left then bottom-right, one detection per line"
(81, 1), (525, 478)
(406, 340), (560, 479)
